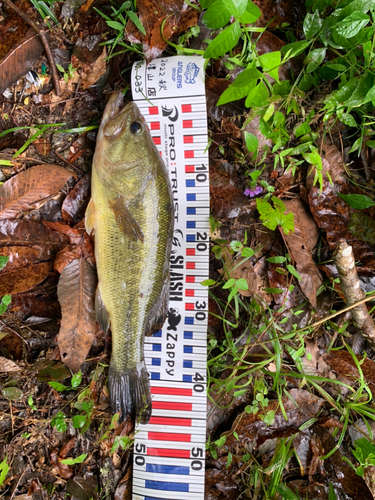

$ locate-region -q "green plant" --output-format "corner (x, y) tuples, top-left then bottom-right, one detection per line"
(56, 63), (77, 83)
(0, 257), (10, 314)
(256, 197), (294, 235)
(60, 453), (88, 465)
(343, 438), (375, 477)
(0, 456), (9, 488)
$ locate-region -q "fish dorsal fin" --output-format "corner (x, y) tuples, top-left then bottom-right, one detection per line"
(145, 271), (169, 336)
(108, 197), (144, 242)
(95, 286), (110, 333)
(85, 198), (95, 235)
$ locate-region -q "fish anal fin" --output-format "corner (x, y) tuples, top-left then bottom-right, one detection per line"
(95, 286), (110, 333)
(109, 197), (144, 242)
(145, 272), (169, 337)
(85, 198), (95, 235)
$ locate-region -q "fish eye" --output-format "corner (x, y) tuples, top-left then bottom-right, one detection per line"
(130, 121), (142, 134)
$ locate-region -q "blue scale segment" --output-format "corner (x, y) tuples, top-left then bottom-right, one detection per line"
(153, 330), (162, 337)
(145, 480), (189, 492)
(184, 360), (193, 368)
(183, 374), (192, 382)
(186, 180), (195, 187)
(187, 194), (196, 201)
(150, 372), (160, 380)
(152, 344), (161, 351)
(184, 346), (193, 353)
(184, 331), (193, 339)
(187, 207), (196, 215)
(146, 464), (190, 475)
(187, 221), (196, 228)
(151, 358), (161, 366)
(185, 317), (194, 325)
(187, 234), (195, 242)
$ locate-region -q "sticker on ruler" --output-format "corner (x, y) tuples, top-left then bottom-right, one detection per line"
(131, 56), (208, 500)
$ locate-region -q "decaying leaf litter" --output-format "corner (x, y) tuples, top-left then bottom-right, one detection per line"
(0, 0), (375, 498)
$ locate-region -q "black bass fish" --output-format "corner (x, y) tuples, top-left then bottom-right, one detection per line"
(85, 92), (173, 423)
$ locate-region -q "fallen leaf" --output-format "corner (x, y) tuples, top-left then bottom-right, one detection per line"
(218, 249), (258, 297)
(57, 258), (97, 372)
(0, 332), (23, 360)
(220, 389), (325, 454)
(1, 386), (22, 400)
(0, 261), (53, 296)
(0, 246), (55, 274)
(281, 199), (322, 308)
(42, 221), (83, 245)
(0, 220), (66, 247)
(50, 449), (73, 479)
(0, 30), (48, 94)
(9, 295), (60, 319)
(33, 360), (70, 381)
(61, 174), (90, 225)
(0, 165), (73, 221)
(205, 468), (241, 500)
(254, 0), (306, 28)
(0, 356), (21, 372)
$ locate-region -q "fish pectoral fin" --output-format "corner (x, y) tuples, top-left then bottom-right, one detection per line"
(85, 198), (95, 235)
(95, 286), (110, 333)
(145, 271), (170, 336)
(109, 197), (144, 242)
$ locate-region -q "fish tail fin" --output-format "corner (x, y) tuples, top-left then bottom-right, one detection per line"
(108, 361), (152, 424)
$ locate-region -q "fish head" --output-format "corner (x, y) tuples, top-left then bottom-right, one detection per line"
(94, 92), (157, 187)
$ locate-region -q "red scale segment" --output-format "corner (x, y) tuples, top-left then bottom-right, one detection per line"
(147, 448), (190, 458)
(185, 150), (194, 158)
(185, 303), (195, 311)
(185, 289), (194, 297)
(183, 119), (193, 128)
(153, 137), (161, 145)
(153, 402), (192, 411)
(150, 417), (192, 426)
(151, 387), (192, 396)
(186, 275), (195, 283)
(186, 262), (195, 269)
(185, 165), (194, 173)
(184, 135), (194, 144)
(150, 122), (160, 130)
(148, 432), (191, 442)
(149, 106), (159, 115)
(182, 104), (192, 113)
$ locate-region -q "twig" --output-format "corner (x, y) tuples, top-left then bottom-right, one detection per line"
(333, 239), (375, 347)
(54, 150), (84, 174)
(2, 0), (60, 96)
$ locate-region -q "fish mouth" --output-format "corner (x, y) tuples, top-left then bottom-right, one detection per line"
(101, 92), (143, 138)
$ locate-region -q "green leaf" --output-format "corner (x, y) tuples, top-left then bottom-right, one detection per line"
(73, 415), (86, 429)
(230, 240), (242, 252)
(204, 21), (241, 60)
(295, 122), (311, 138)
(266, 256), (286, 264)
(225, 0), (247, 18)
(338, 193), (375, 209)
(263, 287), (284, 294)
(127, 10), (146, 35)
(238, 0), (261, 23)
(51, 411), (67, 432)
(1, 387), (22, 401)
(2, 295), (11, 306)
(241, 247), (254, 258)
(303, 10), (322, 38)
(223, 278), (235, 289)
(334, 12), (370, 38)
(305, 47), (326, 73)
(48, 381), (68, 392)
(281, 40), (312, 59)
(60, 453), (88, 465)
(106, 20), (125, 31)
(202, 0), (231, 29)
(0, 256), (9, 271)
(233, 389), (248, 397)
(287, 264), (301, 281)
(0, 457), (9, 488)
(236, 278), (248, 291)
(201, 279), (216, 286)
(259, 51), (281, 82)
(275, 484), (299, 500)
(71, 371), (82, 388)
(217, 68), (260, 105)
(263, 103), (274, 122)
(244, 131), (259, 153)
(245, 81), (269, 107)
(366, 140), (375, 148)
(348, 212), (375, 245)
(256, 196), (294, 235)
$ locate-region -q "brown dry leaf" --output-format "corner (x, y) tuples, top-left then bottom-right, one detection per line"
(0, 246), (55, 274)
(0, 261), (52, 296)
(54, 245), (83, 274)
(50, 449), (73, 479)
(281, 199), (322, 308)
(218, 248), (257, 297)
(0, 30), (47, 94)
(0, 332), (23, 360)
(0, 220), (66, 247)
(62, 174), (90, 225)
(125, 0), (184, 61)
(221, 389), (324, 454)
(0, 356), (21, 372)
(72, 48), (107, 90)
(9, 295), (60, 319)
(254, 0), (305, 28)
(42, 221), (83, 245)
(0, 165), (73, 221)
(57, 257), (97, 372)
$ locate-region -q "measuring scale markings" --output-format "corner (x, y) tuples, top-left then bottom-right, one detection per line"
(131, 56), (208, 500)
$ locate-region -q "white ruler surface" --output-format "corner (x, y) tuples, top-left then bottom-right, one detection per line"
(131, 56), (209, 500)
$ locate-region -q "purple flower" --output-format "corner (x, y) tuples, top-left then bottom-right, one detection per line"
(244, 186), (263, 197)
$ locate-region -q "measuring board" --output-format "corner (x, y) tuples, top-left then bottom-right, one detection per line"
(131, 56), (209, 500)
